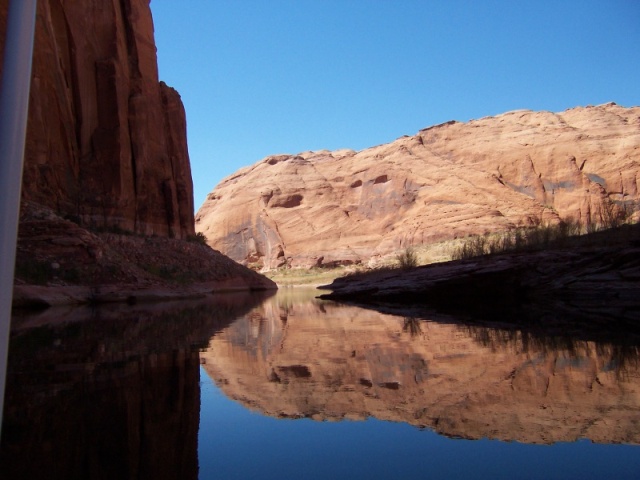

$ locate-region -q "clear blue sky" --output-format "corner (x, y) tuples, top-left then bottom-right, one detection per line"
(151, 1), (640, 211)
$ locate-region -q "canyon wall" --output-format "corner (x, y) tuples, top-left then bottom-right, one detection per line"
(0, 0), (194, 238)
(196, 103), (640, 269)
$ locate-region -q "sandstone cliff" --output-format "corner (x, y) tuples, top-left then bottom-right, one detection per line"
(0, 0), (194, 238)
(196, 103), (640, 269)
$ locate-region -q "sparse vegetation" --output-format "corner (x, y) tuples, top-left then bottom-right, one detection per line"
(265, 266), (349, 286)
(338, 263), (408, 282)
(396, 247), (418, 269)
(449, 222), (578, 260)
(403, 317), (422, 337)
(187, 232), (208, 245)
(333, 204), (639, 285)
(595, 200), (636, 230)
(451, 206), (638, 261)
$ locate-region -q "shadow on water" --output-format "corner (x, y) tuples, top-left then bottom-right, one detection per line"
(0, 291), (273, 480)
(337, 294), (640, 350)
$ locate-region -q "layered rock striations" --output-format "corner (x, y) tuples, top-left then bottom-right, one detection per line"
(2, 2), (277, 300)
(196, 103), (640, 269)
(0, 0), (194, 238)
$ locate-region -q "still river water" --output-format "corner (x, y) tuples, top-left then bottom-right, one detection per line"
(2, 288), (640, 479)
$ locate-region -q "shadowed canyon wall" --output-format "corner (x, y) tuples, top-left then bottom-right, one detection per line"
(201, 293), (640, 445)
(0, 0), (194, 238)
(196, 103), (640, 268)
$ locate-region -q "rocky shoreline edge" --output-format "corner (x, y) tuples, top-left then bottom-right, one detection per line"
(12, 280), (276, 309)
(12, 202), (276, 309)
(318, 225), (640, 338)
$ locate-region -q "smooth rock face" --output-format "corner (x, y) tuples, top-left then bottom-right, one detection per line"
(196, 103), (640, 269)
(0, 0), (194, 238)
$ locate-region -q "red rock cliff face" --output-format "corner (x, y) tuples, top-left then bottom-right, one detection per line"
(196, 103), (640, 269)
(0, 0), (194, 238)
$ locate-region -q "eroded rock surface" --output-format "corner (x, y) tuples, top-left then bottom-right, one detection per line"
(196, 103), (640, 268)
(0, 0), (194, 238)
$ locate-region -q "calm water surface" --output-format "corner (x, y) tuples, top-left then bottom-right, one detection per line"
(2, 288), (640, 479)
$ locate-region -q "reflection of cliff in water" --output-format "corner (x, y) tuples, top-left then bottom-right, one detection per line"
(0, 292), (271, 480)
(201, 291), (640, 445)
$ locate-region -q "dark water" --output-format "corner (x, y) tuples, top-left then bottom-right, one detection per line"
(2, 289), (640, 479)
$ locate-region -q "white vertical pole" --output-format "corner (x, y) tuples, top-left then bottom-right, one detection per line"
(0, 0), (38, 431)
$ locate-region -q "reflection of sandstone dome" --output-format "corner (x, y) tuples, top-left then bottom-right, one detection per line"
(200, 293), (640, 444)
(196, 103), (640, 269)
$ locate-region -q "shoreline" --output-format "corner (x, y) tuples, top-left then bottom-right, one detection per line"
(12, 281), (277, 309)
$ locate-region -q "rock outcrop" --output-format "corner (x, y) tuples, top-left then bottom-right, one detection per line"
(12, 202), (276, 307)
(201, 292), (640, 444)
(319, 223), (640, 325)
(196, 103), (640, 269)
(0, 0), (194, 238)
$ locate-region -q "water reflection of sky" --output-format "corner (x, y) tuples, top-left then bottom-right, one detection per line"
(198, 368), (640, 480)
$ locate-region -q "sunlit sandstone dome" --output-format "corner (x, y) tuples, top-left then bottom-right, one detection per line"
(196, 103), (640, 270)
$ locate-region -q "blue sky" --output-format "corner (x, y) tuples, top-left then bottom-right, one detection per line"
(151, 1), (640, 211)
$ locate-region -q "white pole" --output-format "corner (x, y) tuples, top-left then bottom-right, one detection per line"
(0, 0), (38, 431)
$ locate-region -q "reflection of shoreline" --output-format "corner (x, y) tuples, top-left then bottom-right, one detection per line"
(201, 291), (640, 445)
(322, 297), (640, 348)
(319, 227), (640, 343)
(462, 324), (640, 378)
(1, 292), (270, 480)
